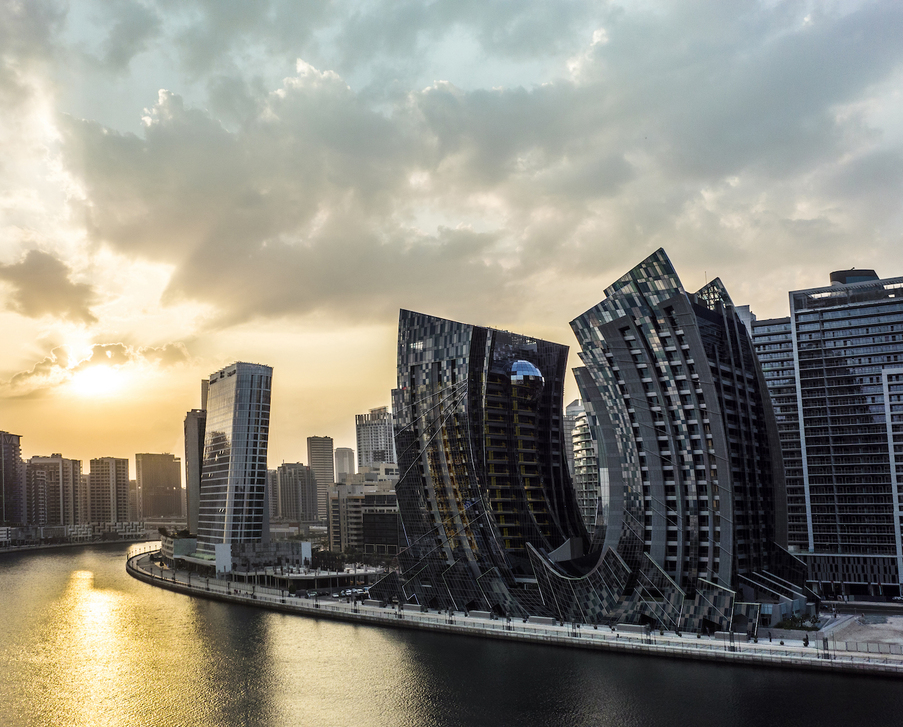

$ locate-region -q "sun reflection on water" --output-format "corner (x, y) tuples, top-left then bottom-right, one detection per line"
(18, 563), (218, 726)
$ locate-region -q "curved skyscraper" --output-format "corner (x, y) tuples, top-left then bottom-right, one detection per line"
(372, 309), (586, 615)
(547, 248), (810, 632)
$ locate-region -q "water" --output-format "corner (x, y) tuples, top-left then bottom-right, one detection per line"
(1, 544), (901, 727)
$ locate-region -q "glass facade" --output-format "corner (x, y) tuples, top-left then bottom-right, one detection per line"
(556, 248), (807, 632)
(136, 453), (182, 519)
(197, 362), (272, 555)
(371, 309), (586, 616)
(370, 264), (809, 632)
(752, 275), (903, 595)
(183, 408), (206, 535)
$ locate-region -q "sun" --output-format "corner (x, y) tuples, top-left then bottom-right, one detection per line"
(67, 365), (127, 398)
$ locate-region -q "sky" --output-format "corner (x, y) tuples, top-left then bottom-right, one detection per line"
(2, 0), (903, 480)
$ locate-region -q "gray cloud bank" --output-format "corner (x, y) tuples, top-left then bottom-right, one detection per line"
(7, 0), (903, 331)
(0, 250), (97, 323)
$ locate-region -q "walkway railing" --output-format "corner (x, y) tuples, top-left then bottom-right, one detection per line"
(125, 552), (903, 677)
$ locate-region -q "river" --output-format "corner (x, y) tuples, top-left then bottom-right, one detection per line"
(0, 543), (900, 727)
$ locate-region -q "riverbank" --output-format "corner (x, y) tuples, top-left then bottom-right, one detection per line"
(125, 547), (903, 678)
(0, 537), (149, 555)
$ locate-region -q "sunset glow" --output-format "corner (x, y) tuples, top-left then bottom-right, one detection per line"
(67, 366), (127, 399)
(1, 1), (902, 470)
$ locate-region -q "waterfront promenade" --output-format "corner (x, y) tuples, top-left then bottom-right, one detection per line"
(126, 544), (903, 677)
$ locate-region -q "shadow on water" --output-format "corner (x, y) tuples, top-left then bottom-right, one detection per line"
(1, 544), (902, 727)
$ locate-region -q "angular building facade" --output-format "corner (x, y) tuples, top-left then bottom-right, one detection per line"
(752, 269), (903, 597)
(544, 248), (809, 632)
(197, 362), (273, 555)
(371, 309), (587, 616)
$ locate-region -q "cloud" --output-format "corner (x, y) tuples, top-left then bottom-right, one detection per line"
(1, 340), (191, 398)
(4, 345), (75, 397)
(98, 0), (163, 72)
(2, 0), (901, 341)
(0, 250), (98, 323)
(140, 342), (190, 367)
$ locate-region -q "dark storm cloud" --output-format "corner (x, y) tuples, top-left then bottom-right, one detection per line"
(0, 250), (97, 324)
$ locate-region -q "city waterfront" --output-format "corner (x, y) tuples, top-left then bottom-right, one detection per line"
(1, 544), (903, 727)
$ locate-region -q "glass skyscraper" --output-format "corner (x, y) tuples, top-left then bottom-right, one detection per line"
(552, 248), (808, 632)
(752, 270), (903, 598)
(196, 362), (272, 555)
(371, 309), (586, 616)
(371, 260), (809, 633)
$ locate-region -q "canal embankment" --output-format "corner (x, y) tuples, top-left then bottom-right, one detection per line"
(126, 545), (903, 677)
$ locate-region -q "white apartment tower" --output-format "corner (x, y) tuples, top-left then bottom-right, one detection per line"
(355, 406), (396, 468)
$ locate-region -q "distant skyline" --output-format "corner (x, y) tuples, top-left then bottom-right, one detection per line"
(2, 1), (903, 474)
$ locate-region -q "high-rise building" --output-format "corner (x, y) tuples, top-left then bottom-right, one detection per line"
(184, 409), (207, 534)
(362, 490), (401, 556)
(571, 410), (601, 536)
(751, 269), (903, 598)
(306, 436), (334, 521)
(197, 362), (272, 555)
(556, 248), (808, 631)
(136, 453), (182, 518)
(184, 380), (208, 535)
(267, 469), (278, 520)
(0, 432), (24, 525)
(275, 462), (318, 521)
(87, 457), (130, 523)
(25, 467), (48, 525)
(370, 309), (586, 616)
(335, 447), (355, 481)
(355, 407), (396, 468)
(563, 399), (584, 477)
(26, 454), (83, 526)
(328, 467), (400, 553)
(128, 480), (140, 521)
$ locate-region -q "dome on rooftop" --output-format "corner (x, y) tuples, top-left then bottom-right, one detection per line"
(510, 360), (544, 386)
